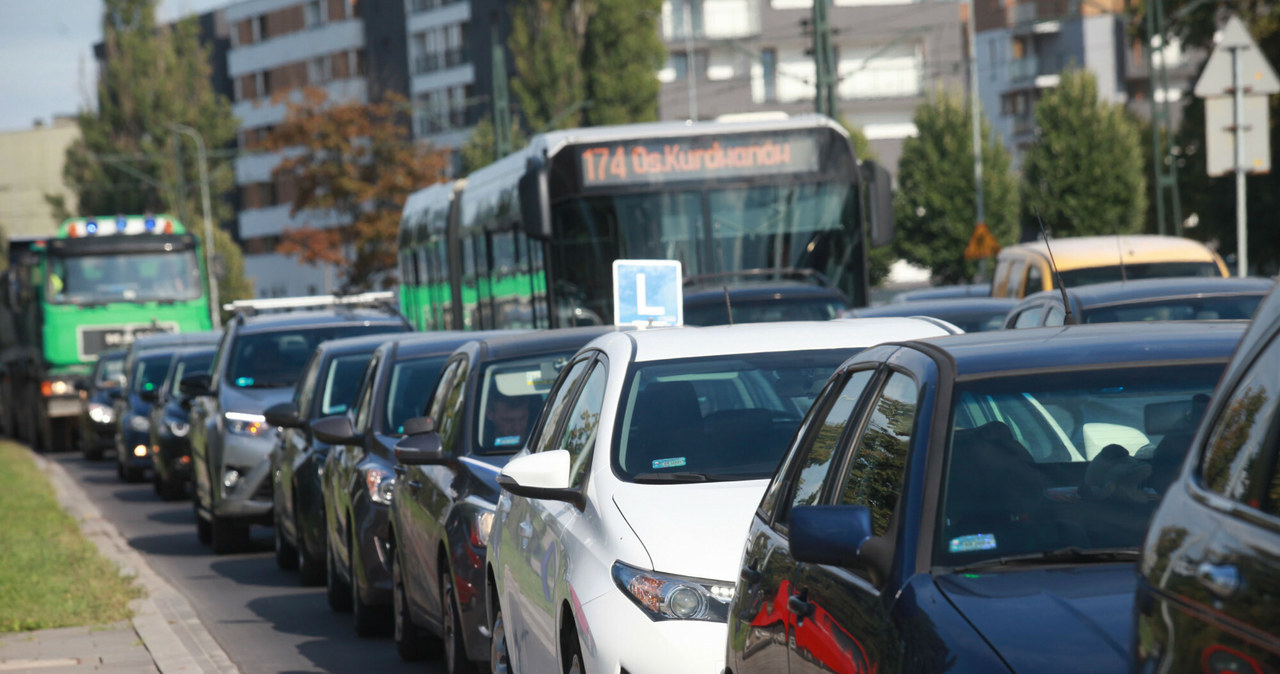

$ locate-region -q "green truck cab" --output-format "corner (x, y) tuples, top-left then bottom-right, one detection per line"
(0, 215), (213, 452)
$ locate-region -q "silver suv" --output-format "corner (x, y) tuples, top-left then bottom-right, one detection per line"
(183, 294), (409, 553)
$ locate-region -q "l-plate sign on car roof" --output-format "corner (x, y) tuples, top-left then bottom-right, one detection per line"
(612, 259), (683, 327)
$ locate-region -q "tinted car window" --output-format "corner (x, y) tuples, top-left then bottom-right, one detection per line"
(168, 354), (213, 397)
(475, 351), (573, 453)
(96, 355), (126, 385)
(559, 362), (607, 487)
(1059, 262), (1220, 287)
(531, 358), (591, 455)
(320, 353), (374, 416)
(133, 354), (173, 393)
(227, 325), (395, 388)
(684, 297), (846, 326)
(1012, 305), (1045, 328)
(1200, 334), (1280, 504)
(1084, 295), (1264, 323)
(383, 356), (449, 435)
(352, 358), (378, 433)
(839, 372), (917, 537)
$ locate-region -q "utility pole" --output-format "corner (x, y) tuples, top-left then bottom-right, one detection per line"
(1144, 0), (1182, 235)
(966, 0), (985, 237)
(491, 14), (512, 160)
(811, 0), (837, 117)
(171, 123), (221, 330)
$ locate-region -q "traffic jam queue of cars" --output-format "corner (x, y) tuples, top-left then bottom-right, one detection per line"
(65, 271), (1280, 674)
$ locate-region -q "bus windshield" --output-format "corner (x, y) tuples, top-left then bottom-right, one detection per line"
(552, 181), (857, 324)
(47, 251), (202, 304)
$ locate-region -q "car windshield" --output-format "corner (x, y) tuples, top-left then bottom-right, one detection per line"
(133, 354), (173, 394)
(46, 250), (202, 304)
(684, 297), (846, 326)
(615, 349), (857, 481)
(474, 351), (575, 453)
(1083, 294), (1263, 323)
(1058, 261), (1220, 288)
(96, 355), (125, 385)
(935, 362), (1226, 569)
(168, 353), (213, 397)
(227, 325), (399, 389)
(384, 355), (449, 435)
(319, 353), (375, 416)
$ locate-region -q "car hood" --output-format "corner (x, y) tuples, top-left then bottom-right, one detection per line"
(221, 385), (293, 416)
(935, 565), (1135, 672)
(611, 479), (768, 581)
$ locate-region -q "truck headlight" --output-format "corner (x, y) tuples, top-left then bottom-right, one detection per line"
(225, 412), (266, 436)
(129, 415), (151, 432)
(612, 561), (733, 622)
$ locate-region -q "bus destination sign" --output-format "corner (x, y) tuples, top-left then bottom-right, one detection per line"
(577, 135), (820, 188)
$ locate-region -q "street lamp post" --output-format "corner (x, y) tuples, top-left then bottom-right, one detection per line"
(171, 123), (221, 330)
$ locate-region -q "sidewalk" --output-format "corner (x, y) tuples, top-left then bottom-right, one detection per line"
(0, 451), (238, 674)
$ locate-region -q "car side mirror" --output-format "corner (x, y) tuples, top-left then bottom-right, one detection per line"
(311, 415), (360, 445)
(496, 449), (584, 509)
(790, 505), (879, 569)
(138, 388), (159, 404)
(402, 416), (436, 435)
(180, 373), (211, 397)
(264, 401), (302, 429)
(394, 429), (447, 466)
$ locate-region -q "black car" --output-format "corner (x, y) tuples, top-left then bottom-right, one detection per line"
(844, 297), (1019, 332)
(146, 346), (215, 500)
(77, 348), (126, 460)
(266, 332), (407, 586)
(185, 296), (410, 554)
(1002, 276), (1272, 329)
(1135, 281), (1280, 672)
(385, 326), (616, 667)
(114, 332), (222, 482)
(726, 321), (1245, 674)
(308, 331), (495, 636)
(682, 270), (848, 326)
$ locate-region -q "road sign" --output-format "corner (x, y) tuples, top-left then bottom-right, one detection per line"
(1205, 96), (1271, 176)
(1194, 16), (1280, 98)
(963, 222), (1002, 261)
(612, 259), (683, 327)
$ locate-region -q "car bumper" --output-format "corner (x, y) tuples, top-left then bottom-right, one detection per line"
(87, 421), (115, 447)
(574, 587), (728, 674)
(154, 438), (193, 479)
(213, 432), (274, 520)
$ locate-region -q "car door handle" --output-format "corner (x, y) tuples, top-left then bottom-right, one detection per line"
(1197, 562), (1240, 598)
(787, 592), (815, 621)
(740, 564), (761, 584)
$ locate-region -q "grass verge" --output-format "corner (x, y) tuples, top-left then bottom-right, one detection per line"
(0, 441), (143, 632)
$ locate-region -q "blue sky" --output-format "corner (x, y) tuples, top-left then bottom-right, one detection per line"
(0, 0), (227, 133)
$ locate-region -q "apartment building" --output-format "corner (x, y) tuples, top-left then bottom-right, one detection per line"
(656, 0), (968, 172)
(0, 118), (81, 238)
(226, 0), (408, 297)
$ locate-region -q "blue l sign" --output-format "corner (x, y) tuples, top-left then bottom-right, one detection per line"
(612, 260), (683, 327)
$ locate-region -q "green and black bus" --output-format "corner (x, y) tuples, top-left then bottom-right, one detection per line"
(397, 114), (893, 330)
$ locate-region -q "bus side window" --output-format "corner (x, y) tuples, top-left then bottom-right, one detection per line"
(1026, 262), (1044, 294)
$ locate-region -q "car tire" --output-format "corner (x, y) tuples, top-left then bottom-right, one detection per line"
(273, 504), (299, 571)
(211, 515), (248, 555)
(326, 538), (353, 613)
(441, 568), (475, 674)
(158, 472), (185, 501)
(490, 605), (511, 674)
(393, 549), (437, 661)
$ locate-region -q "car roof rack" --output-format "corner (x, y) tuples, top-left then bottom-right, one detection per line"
(223, 291), (398, 317)
(682, 268), (832, 288)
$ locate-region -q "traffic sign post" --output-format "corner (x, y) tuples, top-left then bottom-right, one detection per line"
(1193, 15), (1279, 277)
(612, 259), (683, 327)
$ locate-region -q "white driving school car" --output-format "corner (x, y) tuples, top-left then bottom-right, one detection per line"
(485, 318), (959, 674)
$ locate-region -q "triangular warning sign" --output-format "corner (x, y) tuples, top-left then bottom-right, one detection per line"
(1194, 16), (1280, 98)
(963, 222), (1001, 261)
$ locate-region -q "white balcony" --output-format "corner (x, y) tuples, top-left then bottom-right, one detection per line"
(237, 203), (348, 239)
(228, 20), (364, 77)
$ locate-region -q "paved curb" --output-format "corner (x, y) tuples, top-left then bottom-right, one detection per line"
(32, 451), (240, 674)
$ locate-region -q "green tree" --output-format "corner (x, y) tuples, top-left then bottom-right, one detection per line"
(1022, 69), (1147, 237)
(508, 0), (588, 132)
(894, 91), (1020, 284)
(63, 0), (249, 303)
(459, 118), (529, 176)
(581, 0), (664, 126)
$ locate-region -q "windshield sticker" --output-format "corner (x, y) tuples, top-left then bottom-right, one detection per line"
(494, 435), (522, 447)
(949, 534), (997, 553)
(235, 377), (254, 387)
(651, 457), (687, 470)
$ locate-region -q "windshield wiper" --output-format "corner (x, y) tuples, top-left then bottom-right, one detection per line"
(951, 547), (1139, 574)
(630, 472), (736, 484)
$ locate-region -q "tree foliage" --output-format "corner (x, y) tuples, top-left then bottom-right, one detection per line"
(460, 118), (530, 176)
(581, 0), (664, 126)
(508, 0), (589, 131)
(63, 0), (248, 304)
(894, 91), (1020, 284)
(1022, 69), (1147, 237)
(264, 88), (450, 292)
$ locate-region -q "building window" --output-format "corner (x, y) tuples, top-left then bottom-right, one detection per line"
(761, 48), (777, 101)
(305, 0), (324, 28)
(309, 57), (331, 84)
(670, 0), (704, 38)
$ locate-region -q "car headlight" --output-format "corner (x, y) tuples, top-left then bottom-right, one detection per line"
(470, 510), (494, 547)
(225, 412), (267, 436)
(166, 418), (190, 438)
(89, 403), (114, 424)
(129, 415), (151, 432)
(364, 467), (395, 505)
(612, 561), (733, 622)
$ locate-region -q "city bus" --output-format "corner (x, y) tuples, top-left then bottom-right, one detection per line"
(397, 115), (894, 330)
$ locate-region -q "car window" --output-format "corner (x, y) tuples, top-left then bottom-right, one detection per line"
(426, 359), (463, 424)
(226, 324), (400, 389)
(320, 353), (374, 416)
(557, 362), (607, 487)
(1044, 304), (1065, 327)
(350, 354), (380, 433)
(95, 355), (125, 385)
(1012, 305), (1045, 328)
(1200, 334), (1280, 505)
(530, 357), (592, 455)
(168, 353), (212, 398)
(838, 372), (917, 538)
(759, 376), (841, 518)
(1026, 263), (1044, 294)
(294, 351), (322, 419)
(383, 355), (449, 435)
(475, 351), (574, 453)
(133, 354), (173, 394)
(435, 358), (471, 455)
(775, 370), (875, 528)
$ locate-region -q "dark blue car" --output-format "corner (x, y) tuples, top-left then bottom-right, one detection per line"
(726, 321), (1246, 673)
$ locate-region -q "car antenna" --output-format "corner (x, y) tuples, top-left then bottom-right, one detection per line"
(722, 285), (734, 325)
(1035, 207), (1077, 325)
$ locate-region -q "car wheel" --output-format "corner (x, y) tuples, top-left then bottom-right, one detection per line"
(196, 515), (212, 545)
(211, 515), (248, 555)
(351, 525), (390, 637)
(326, 536), (353, 613)
(442, 569), (475, 674)
(393, 549), (437, 661)
(158, 472), (185, 501)
(490, 605), (511, 674)
(296, 508), (325, 586)
(565, 644), (583, 674)
(273, 503), (298, 571)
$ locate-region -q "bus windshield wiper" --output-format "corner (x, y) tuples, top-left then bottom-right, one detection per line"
(950, 547), (1139, 574)
(630, 472), (736, 484)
